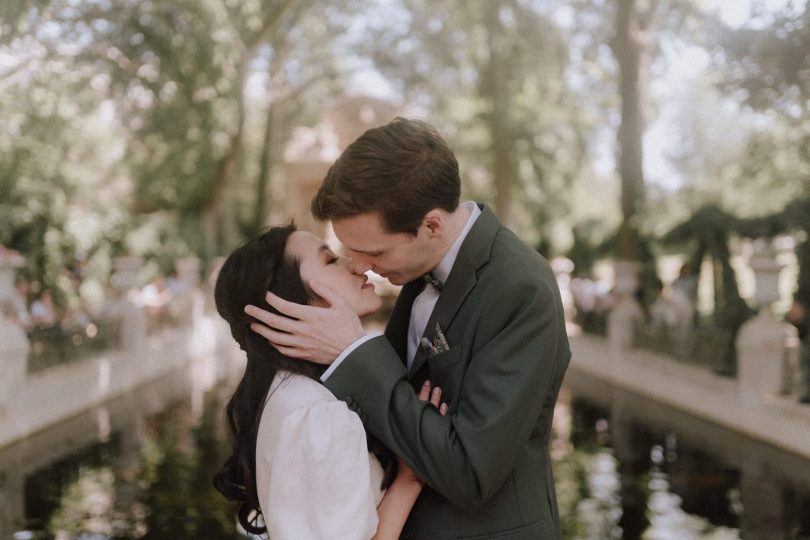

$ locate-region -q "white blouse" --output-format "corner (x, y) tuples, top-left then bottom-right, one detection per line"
(255, 371), (385, 540)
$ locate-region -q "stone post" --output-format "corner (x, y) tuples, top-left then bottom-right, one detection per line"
(551, 256), (576, 328)
(172, 257), (200, 325)
(0, 250), (29, 421)
(607, 261), (645, 351)
(110, 256), (146, 353)
(737, 251), (790, 403)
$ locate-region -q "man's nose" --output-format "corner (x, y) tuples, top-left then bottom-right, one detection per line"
(348, 255), (372, 275)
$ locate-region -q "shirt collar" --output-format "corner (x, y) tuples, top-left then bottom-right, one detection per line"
(432, 201), (481, 284)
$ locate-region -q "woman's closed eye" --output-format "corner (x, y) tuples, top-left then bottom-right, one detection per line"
(321, 248), (339, 265)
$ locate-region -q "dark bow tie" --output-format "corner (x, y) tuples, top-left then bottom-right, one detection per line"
(423, 272), (443, 292)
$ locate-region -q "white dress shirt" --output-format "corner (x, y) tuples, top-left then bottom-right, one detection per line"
(256, 371), (385, 539)
(406, 202), (480, 368)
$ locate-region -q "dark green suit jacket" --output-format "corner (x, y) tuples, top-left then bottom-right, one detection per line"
(325, 205), (570, 539)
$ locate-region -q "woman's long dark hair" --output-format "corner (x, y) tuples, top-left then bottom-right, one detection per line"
(212, 224), (394, 534)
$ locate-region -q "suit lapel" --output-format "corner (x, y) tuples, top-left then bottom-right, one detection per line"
(408, 205), (501, 377)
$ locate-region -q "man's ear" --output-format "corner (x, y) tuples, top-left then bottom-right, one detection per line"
(422, 209), (445, 237)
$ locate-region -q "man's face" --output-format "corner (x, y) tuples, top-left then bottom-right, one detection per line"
(332, 212), (436, 286)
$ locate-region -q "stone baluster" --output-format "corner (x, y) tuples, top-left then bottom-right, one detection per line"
(736, 248), (790, 403)
(607, 261), (645, 351)
(109, 256), (146, 352)
(551, 256), (576, 328)
(173, 257), (200, 325)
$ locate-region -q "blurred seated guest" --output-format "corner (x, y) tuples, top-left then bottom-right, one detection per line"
(166, 267), (192, 323)
(571, 276), (598, 314)
(61, 305), (92, 332)
(672, 261), (698, 307)
(12, 277), (32, 330)
(139, 274), (173, 328)
(570, 275), (613, 335)
(786, 295), (810, 404)
(166, 268), (187, 297)
(649, 279), (673, 327)
(29, 291), (57, 329)
(649, 279), (694, 346)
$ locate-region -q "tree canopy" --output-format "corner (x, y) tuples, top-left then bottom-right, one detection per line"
(1, 0), (808, 303)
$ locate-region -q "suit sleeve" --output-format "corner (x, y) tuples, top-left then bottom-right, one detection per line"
(323, 274), (567, 509)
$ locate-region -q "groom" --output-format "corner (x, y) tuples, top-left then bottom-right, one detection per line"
(248, 118), (570, 539)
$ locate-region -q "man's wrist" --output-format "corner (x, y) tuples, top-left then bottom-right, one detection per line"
(320, 332), (384, 381)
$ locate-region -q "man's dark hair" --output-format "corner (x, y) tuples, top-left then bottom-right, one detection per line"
(311, 117), (460, 235)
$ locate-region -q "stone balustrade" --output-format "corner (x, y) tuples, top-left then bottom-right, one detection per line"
(0, 257), (243, 449)
(737, 248), (794, 403)
(561, 245), (804, 402)
(561, 243), (810, 458)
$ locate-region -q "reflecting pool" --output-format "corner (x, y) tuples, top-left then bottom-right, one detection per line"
(2, 367), (809, 539)
(556, 371), (810, 540)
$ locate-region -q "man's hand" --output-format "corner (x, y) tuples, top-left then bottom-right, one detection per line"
(244, 280), (365, 364)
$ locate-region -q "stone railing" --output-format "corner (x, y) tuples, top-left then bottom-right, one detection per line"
(561, 246), (806, 403)
(564, 246), (809, 460)
(0, 256), (240, 449)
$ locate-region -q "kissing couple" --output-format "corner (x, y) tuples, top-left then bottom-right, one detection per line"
(213, 118), (570, 539)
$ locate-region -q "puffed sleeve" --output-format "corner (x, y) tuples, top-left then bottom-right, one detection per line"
(264, 399), (379, 540)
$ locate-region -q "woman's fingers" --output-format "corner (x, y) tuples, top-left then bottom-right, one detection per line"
(308, 279), (351, 309)
(264, 292), (309, 319)
(245, 304), (299, 334)
(417, 381), (448, 415)
(430, 386), (442, 408)
(418, 380), (431, 401)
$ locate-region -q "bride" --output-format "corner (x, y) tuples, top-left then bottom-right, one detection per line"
(213, 224), (444, 539)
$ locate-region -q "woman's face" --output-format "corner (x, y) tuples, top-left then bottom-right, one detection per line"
(287, 231), (383, 316)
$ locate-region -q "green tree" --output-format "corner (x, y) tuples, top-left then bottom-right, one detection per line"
(0, 27), (128, 298)
(2, 0), (360, 274)
(718, 2), (810, 202)
(365, 0), (588, 245)
(566, 0), (717, 259)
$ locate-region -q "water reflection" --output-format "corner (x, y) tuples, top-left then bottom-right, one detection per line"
(556, 370), (810, 540)
(3, 368), (810, 538)
(0, 369), (239, 539)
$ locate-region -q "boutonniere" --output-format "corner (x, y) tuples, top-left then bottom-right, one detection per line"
(419, 323), (450, 357)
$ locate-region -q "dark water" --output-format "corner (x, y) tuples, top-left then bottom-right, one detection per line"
(2, 367), (809, 539)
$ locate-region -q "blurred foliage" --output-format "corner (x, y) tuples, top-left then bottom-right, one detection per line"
(663, 205), (765, 375)
(362, 0), (590, 246)
(138, 393), (235, 538)
(0, 0), (358, 304)
(720, 2), (810, 113)
(1, 0), (810, 323)
(713, 1), (810, 214)
(20, 387), (237, 538)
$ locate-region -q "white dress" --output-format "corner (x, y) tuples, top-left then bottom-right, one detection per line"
(255, 370), (385, 540)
